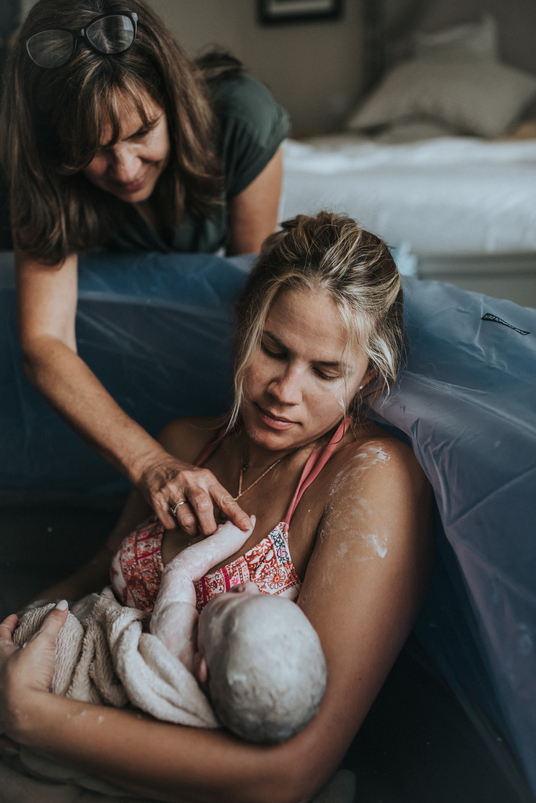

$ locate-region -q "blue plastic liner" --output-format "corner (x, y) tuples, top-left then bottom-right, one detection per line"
(0, 251), (249, 494)
(372, 279), (536, 791)
(1, 250), (535, 790)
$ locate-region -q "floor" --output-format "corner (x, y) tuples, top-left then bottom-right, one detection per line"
(1, 498), (534, 803)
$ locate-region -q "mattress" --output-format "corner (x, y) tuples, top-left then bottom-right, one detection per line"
(280, 135), (536, 256)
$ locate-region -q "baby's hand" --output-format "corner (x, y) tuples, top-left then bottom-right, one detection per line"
(205, 515), (257, 562)
(163, 516), (256, 584)
(213, 516), (256, 540)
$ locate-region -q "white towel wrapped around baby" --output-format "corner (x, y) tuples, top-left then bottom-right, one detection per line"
(0, 588), (217, 802)
(2, 589), (350, 803)
(14, 587), (219, 729)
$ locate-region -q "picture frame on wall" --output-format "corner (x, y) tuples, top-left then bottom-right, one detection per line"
(258, 0), (343, 25)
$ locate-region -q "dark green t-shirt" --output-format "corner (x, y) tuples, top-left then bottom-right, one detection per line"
(107, 74), (290, 254)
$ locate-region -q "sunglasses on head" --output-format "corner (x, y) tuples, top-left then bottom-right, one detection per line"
(25, 11), (138, 69)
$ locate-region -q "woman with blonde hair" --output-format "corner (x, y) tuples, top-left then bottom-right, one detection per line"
(0, 212), (433, 802)
(0, 0), (289, 534)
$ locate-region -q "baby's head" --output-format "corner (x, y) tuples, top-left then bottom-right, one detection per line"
(195, 584), (327, 743)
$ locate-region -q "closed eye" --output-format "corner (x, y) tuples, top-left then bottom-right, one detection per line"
(261, 329), (346, 383)
(95, 129), (152, 155)
(313, 367), (340, 381)
(127, 116), (161, 142)
(127, 128), (152, 142)
(261, 341), (287, 360)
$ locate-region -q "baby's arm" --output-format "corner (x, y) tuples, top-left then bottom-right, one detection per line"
(150, 518), (255, 666)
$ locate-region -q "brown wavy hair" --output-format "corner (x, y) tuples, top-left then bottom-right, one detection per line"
(230, 211), (405, 427)
(0, 0), (240, 264)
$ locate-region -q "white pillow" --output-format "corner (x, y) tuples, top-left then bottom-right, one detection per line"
(346, 53), (536, 139)
(415, 13), (499, 59)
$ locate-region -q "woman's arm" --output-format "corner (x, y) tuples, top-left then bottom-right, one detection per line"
(297, 438), (434, 750)
(0, 436), (433, 803)
(0, 607), (318, 803)
(15, 248), (250, 535)
(226, 147), (282, 256)
(24, 417), (228, 608)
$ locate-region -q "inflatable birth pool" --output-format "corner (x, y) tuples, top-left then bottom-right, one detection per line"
(1, 250), (535, 792)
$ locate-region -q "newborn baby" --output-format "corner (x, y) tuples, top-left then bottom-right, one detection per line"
(150, 518), (327, 743)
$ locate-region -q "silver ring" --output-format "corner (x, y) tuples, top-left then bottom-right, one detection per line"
(170, 500), (187, 517)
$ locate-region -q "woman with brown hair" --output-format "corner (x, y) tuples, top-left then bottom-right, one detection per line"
(0, 213), (433, 802)
(0, 0), (289, 533)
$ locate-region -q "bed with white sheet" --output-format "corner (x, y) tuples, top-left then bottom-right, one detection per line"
(280, 0), (536, 307)
(282, 136), (536, 256)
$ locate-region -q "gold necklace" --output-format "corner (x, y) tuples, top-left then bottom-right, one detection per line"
(234, 454), (285, 501)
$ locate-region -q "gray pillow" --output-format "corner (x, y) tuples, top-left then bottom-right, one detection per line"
(346, 53), (536, 138)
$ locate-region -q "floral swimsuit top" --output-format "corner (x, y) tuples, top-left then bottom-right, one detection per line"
(110, 418), (350, 614)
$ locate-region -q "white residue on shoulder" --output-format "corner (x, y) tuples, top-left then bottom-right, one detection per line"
(363, 533), (388, 558)
(355, 444), (391, 465)
(337, 541), (350, 559)
(329, 443), (391, 497)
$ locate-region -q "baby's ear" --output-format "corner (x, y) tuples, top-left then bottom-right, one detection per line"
(193, 651), (208, 685)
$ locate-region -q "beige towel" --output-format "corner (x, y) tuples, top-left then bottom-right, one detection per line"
(13, 588), (218, 728)
(3, 591), (355, 803)
(0, 589), (217, 800)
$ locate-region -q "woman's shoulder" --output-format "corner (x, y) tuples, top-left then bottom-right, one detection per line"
(211, 73), (290, 159)
(308, 424), (433, 566)
(211, 72), (290, 199)
(157, 415), (226, 464)
(327, 423), (429, 503)
(211, 72), (285, 128)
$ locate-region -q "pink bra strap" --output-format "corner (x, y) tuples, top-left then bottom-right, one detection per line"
(282, 416), (351, 528)
(195, 416), (351, 522)
(194, 432), (225, 467)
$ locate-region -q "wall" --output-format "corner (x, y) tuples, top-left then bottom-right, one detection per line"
(148, 0), (364, 135)
(19, 0), (365, 134)
(19, 0), (32, 20)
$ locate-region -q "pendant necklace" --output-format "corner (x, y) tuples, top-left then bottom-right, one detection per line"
(234, 453), (285, 501)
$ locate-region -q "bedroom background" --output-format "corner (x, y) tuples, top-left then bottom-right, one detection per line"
(124, 0), (536, 308)
(14, 0), (536, 306)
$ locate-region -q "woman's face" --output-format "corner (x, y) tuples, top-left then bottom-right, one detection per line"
(241, 288), (372, 453)
(82, 91), (170, 205)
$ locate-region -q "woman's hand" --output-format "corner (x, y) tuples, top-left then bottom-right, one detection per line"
(139, 454), (251, 535)
(16, 251), (251, 540)
(0, 604), (69, 741)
